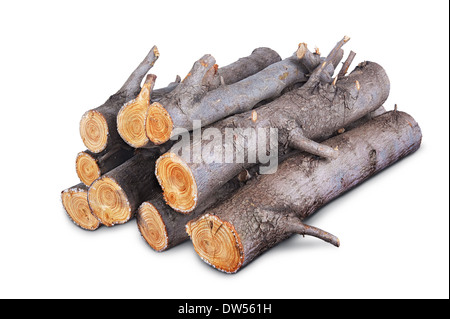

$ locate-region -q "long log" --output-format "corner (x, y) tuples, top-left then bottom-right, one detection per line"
(61, 183), (101, 230)
(117, 47), (282, 148)
(142, 39), (345, 147)
(87, 150), (161, 226)
(75, 146), (135, 186)
(155, 42), (390, 213)
(186, 110), (423, 273)
(136, 107), (385, 251)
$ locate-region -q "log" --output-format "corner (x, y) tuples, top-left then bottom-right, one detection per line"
(136, 165), (258, 252)
(75, 146), (135, 186)
(142, 41), (343, 147)
(213, 47), (282, 86)
(61, 183), (101, 230)
(87, 150), (160, 226)
(156, 40), (390, 213)
(118, 47), (282, 148)
(186, 110), (423, 273)
(80, 46), (160, 153)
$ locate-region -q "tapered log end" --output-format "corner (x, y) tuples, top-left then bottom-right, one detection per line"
(80, 110), (109, 153)
(88, 176), (132, 226)
(76, 151), (100, 186)
(152, 46), (160, 60)
(155, 152), (197, 213)
(137, 202), (168, 252)
(186, 214), (244, 274)
(117, 100), (148, 147)
(145, 102), (173, 145)
(61, 187), (100, 230)
(296, 43), (308, 59)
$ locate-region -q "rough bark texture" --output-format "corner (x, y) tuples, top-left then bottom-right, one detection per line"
(339, 105), (386, 133)
(150, 75), (182, 102)
(214, 47), (283, 85)
(80, 46), (160, 153)
(87, 150), (161, 226)
(186, 111), (423, 273)
(137, 99), (380, 250)
(165, 56), (306, 129)
(76, 146), (135, 186)
(157, 57), (390, 213)
(297, 42), (344, 83)
(338, 50), (357, 78)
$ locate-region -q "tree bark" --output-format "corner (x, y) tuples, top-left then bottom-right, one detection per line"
(186, 110), (423, 273)
(137, 107), (386, 252)
(338, 50), (357, 78)
(143, 39), (344, 147)
(150, 75), (182, 102)
(61, 183), (101, 231)
(117, 47), (282, 148)
(87, 150), (161, 226)
(211, 47), (283, 85)
(156, 43), (390, 214)
(75, 146), (135, 186)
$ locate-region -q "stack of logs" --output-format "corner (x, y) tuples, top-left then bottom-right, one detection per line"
(62, 37), (422, 273)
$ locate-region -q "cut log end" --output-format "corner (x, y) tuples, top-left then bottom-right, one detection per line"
(137, 202), (168, 252)
(155, 152), (198, 214)
(186, 214), (244, 274)
(61, 187), (100, 230)
(145, 102), (173, 145)
(80, 110), (109, 153)
(88, 176), (131, 226)
(117, 99), (149, 148)
(117, 75), (156, 148)
(75, 151), (100, 186)
(296, 43), (308, 59)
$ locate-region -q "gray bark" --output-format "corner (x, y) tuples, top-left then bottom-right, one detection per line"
(146, 38), (347, 147)
(187, 111), (423, 273)
(161, 58), (390, 213)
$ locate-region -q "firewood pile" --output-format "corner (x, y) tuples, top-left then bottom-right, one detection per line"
(61, 36), (422, 273)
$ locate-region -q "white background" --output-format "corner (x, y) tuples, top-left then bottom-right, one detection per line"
(0, 0), (448, 299)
